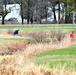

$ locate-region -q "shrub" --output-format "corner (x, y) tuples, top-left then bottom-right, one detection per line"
(29, 30), (51, 43)
(7, 41), (27, 53)
(0, 41), (27, 55)
(7, 29), (13, 35)
(50, 30), (67, 42)
(28, 30), (67, 43)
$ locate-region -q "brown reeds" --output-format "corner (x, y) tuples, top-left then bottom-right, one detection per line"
(0, 63), (76, 75)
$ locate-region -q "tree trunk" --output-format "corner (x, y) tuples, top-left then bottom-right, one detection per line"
(30, 13), (33, 24)
(21, 16), (24, 24)
(53, 7), (57, 22)
(21, 0), (24, 24)
(2, 16), (5, 25)
(27, 0), (30, 24)
(2, 0), (7, 25)
(39, 17), (42, 24)
(45, 6), (48, 22)
(64, 3), (68, 23)
(27, 13), (30, 24)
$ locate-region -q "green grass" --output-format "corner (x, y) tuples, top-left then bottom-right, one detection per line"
(32, 44), (76, 70)
(0, 37), (36, 45)
(35, 45), (76, 56)
(0, 24), (75, 32)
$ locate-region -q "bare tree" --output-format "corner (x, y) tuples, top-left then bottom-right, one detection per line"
(49, 0), (57, 23)
(34, 0), (49, 24)
(0, 0), (11, 24)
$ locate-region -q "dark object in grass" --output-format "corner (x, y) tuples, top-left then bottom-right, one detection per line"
(13, 29), (19, 36)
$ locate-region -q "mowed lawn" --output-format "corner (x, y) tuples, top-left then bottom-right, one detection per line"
(0, 24), (75, 32)
(33, 44), (76, 70)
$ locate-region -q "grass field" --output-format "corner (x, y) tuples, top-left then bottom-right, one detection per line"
(0, 24), (75, 32)
(0, 24), (76, 75)
(0, 24), (75, 44)
(33, 44), (76, 70)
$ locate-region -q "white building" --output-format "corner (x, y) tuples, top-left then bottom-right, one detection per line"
(0, 4), (21, 22)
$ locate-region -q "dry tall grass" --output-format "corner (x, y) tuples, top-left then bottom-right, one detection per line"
(0, 63), (76, 75)
(0, 40), (27, 55)
(0, 34), (76, 75)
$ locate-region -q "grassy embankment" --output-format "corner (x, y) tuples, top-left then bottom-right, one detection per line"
(33, 44), (76, 70)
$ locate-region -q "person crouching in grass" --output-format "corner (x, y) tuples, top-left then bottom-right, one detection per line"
(13, 29), (19, 36)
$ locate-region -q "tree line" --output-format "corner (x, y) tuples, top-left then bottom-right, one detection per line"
(0, 0), (76, 24)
